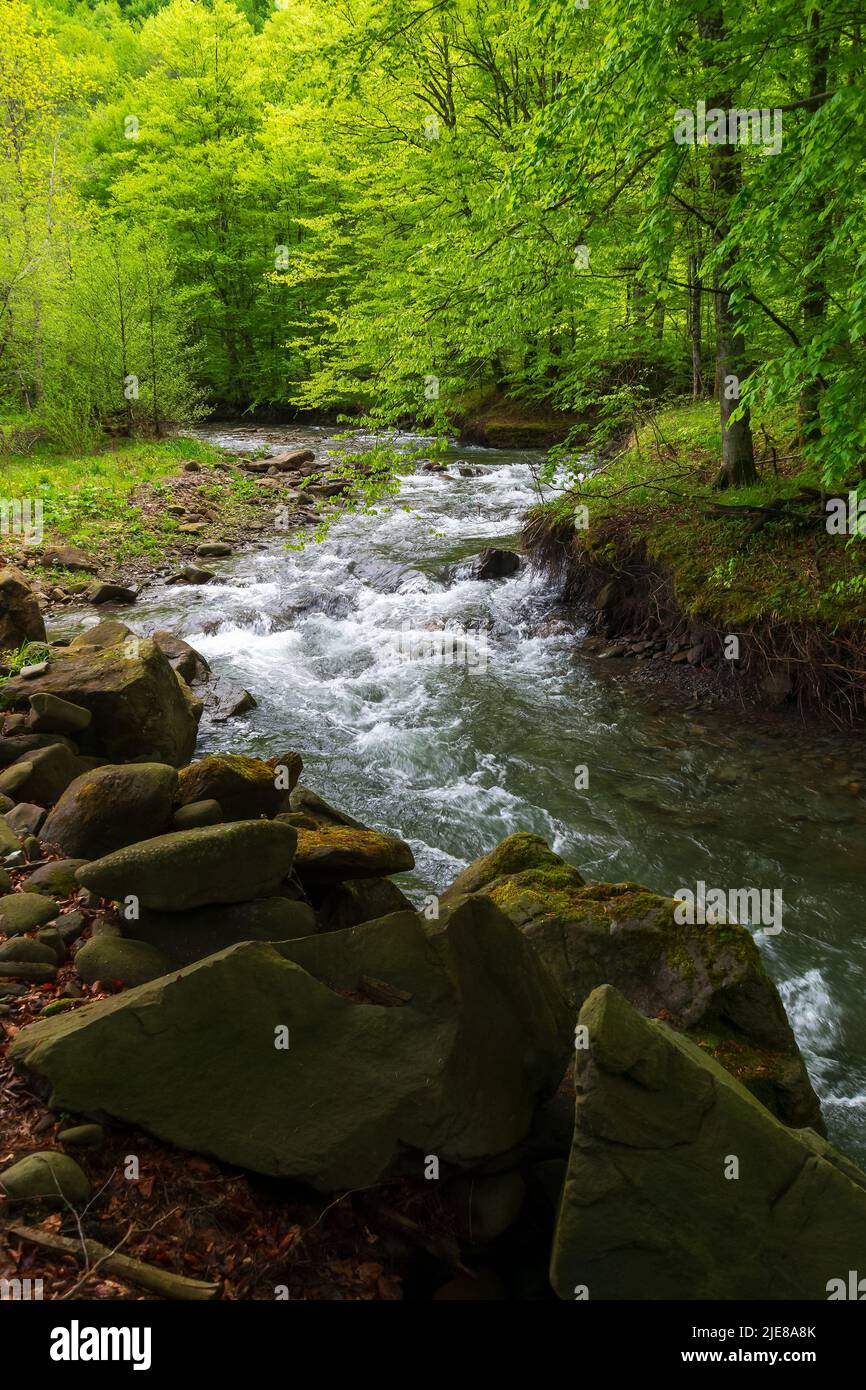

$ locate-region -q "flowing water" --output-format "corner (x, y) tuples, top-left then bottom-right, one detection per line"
(57, 425), (866, 1162)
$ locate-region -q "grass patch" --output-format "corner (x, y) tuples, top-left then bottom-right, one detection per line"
(537, 398), (866, 626)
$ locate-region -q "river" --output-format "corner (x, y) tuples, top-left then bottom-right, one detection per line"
(58, 423), (866, 1163)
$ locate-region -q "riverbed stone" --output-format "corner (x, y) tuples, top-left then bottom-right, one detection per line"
(176, 753), (283, 822)
(23, 859), (89, 899)
(444, 833), (821, 1129)
(0, 742), (82, 807)
(0, 937), (57, 964)
(172, 799), (222, 830)
(10, 896), (572, 1189)
(75, 819), (298, 911)
(550, 985), (866, 1301)
(5, 637), (199, 766)
(0, 733), (78, 765)
(0, 1151), (90, 1208)
(74, 935), (172, 987)
(0, 892), (61, 935)
(315, 877), (416, 932)
(28, 692), (92, 735)
(4, 802), (46, 836)
(294, 825), (414, 883)
(135, 896), (316, 966)
(0, 569), (46, 649)
(69, 620), (132, 650)
(40, 763), (178, 859)
(151, 630), (211, 686)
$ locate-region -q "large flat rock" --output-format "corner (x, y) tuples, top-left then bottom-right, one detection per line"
(550, 985), (866, 1300)
(10, 897), (571, 1190)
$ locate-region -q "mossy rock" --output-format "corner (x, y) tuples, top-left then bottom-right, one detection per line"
(550, 986), (866, 1300)
(76, 819), (298, 911)
(4, 637), (198, 767)
(294, 825), (414, 884)
(176, 754), (283, 822)
(0, 892), (60, 936)
(0, 1151), (89, 1208)
(444, 835), (821, 1130)
(135, 897), (316, 967)
(40, 763), (178, 859)
(74, 936), (172, 987)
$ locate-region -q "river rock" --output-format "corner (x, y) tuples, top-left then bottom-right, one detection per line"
(472, 549), (520, 580)
(268, 449), (315, 470)
(24, 859), (89, 898)
(0, 742), (82, 806)
(444, 833), (820, 1129)
(0, 817), (20, 854)
(135, 896), (316, 966)
(0, 568), (46, 648)
(5, 802), (46, 836)
(166, 564), (215, 586)
(151, 630), (211, 686)
(0, 893), (60, 935)
(74, 936), (172, 987)
(69, 620), (132, 649)
(195, 543), (232, 558)
(550, 985), (866, 1300)
(41, 763), (178, 860)
(176, 753), (283, 822)
(172, 799), (222, 830)
(28, 692), (92, 735)
(0, 937), (57, 964)
(39, 545), (99, 573)
(294, 825), (414, 883)
(10, 896), (571, 1189)
(0, 1151), (90, 1208)
(0, 733), (79, 766)
(86, 582), (137, 605)
(315, 877), (416, 932)
(288, 785), (366, 829)
(75, 819), (298, 911)
(4, 636), (199, 766)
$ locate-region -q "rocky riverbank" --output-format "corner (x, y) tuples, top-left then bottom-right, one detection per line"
(1, 614), (865, 1301)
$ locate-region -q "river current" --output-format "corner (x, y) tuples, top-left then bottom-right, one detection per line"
(58, 425), (866, 1162)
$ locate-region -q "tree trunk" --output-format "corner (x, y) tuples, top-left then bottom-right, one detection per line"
(699, 7), (757, 488)
(799, 11), (831, 444)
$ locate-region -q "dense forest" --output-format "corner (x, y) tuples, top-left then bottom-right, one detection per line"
(2, 0), (866, 1333)
(3, 0), (865, 488)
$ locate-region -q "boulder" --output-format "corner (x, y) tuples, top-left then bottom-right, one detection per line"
(0, 937), (57, 964)
(471, 549), (520, 580)
(172, 799), (222, 830)
(38, 545), (98, 574)
(445, 834), (821, 1130)
(135, 897), (316, 966)
(0, 1151), (90, 1208)
(86, 582), (136, 605)
(40, 763), (178, 859)
(23, 859), (88, 899)
(28, 692), (92, 735)
(288, 785), (366, 829)
(0, 733), (78, 765)
(0, 568), (46, 649)
(294, 826), (414, 884)
(75, 819), (298, 911)
(69, 620), (132, 649)
(176, 754), (283, 822)
(550, 985), (866, 1300)
(0, 893), (60, 935)
(195, 543), (232, 558)
(166, 564), (215, 586)
(267, 449), (315, 470)
(74, 936), (172, 987)
(0, 816), (19, 854)
(151, 630), (211, 686)
(11, 897), (572, 1189)
(5, 802), (46, 836)
(315, 877), (416, 933)
(4, 637), (199, 766)
(0, 742), (81, 807)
